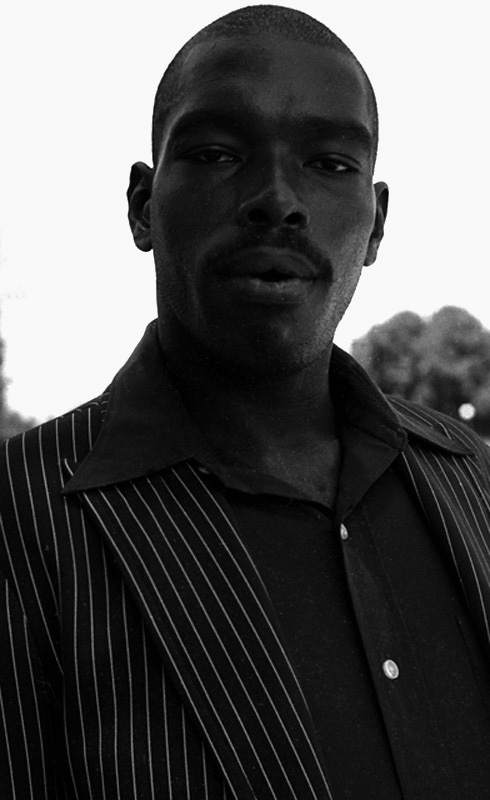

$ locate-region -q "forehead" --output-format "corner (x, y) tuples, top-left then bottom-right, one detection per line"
(167, 32), (372, 134)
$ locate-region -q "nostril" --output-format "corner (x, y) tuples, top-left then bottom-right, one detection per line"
(285, 211), (306, 227)
(247, 208), (271, 225)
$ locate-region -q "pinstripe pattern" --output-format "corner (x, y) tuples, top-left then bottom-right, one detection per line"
(389, 397), (490, 660)
(66, 461), (333, 800)
(2, 371), (490, 796)
(392, 400), (490, 658)
(0, 403), (231, 799)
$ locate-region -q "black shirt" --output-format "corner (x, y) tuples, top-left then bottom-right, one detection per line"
(200, 436), (490, 798)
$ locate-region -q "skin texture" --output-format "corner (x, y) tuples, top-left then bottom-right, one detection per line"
(128, 32), (388, 501)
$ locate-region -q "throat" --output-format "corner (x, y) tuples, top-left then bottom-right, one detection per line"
(217, 437), (341, 508)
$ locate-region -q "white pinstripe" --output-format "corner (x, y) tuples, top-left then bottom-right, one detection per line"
(62, 483), (93, 797)
(93, 485), (277, 797)
(102, 546), (121, 800)
(142, 621), (156, 800)
(0, 682), (16, 797)
(131, 478), (321, 799)
(22, 434), (58, 615)
(122, 585), (138, 798)
(22, 611), (49, 797)
(77, 488), (250, 799)
(182, 704), (191, 800)
(39, 425), (61, 601)
(162, 663), (174, 800)
(401, 451), (464, 582)
(5, 581), (34, 798)
(3, 439), (61, 675)
(202, 741), (209, 800)
(81, 502), (107, 800)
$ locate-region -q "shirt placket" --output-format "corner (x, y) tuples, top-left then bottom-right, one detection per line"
(338, 506), (462, 800)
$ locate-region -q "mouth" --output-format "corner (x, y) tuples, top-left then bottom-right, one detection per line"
(218, 268), (316, 305)
(212, 246), (325, 305)
(217, 247), (319, 280)
(252, 268), (301, 282)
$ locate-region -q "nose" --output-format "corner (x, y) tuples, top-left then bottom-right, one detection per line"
(237, 170), (310, 230)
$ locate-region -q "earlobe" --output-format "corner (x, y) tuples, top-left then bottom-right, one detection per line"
(127, 161), (154, 252)
(364, 181), (389, 266)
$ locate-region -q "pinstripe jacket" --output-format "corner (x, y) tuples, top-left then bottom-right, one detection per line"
(2, 324), (490, 799)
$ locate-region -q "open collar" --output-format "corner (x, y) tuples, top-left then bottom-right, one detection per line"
(64, 322), (473, 494)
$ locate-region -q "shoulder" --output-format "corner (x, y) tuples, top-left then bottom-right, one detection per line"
(389, 394), (490, 489)
(389, 395), (484, 449)
(0, 391), (109, 497)
(0, 393), (110, 598)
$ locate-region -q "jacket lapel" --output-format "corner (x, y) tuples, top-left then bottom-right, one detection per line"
(64, 459), (333, 800)
(399, 444), (490, 659)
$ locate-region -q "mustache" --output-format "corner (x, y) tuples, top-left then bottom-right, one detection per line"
(205, 230), (333, 279)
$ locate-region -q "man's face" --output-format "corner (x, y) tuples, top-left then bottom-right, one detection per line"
(140, 33), (387, 375)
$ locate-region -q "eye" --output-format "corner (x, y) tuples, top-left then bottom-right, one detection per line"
(184, 147), (239, 164)
(306, 156), (355, 174)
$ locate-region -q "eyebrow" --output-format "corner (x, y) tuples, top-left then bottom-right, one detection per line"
(293, 116), (374, 154)
(169, 109), (374, 155)
(169, 111), (242, 140)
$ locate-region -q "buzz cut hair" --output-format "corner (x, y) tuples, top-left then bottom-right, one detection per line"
(151, 4), (379, 165)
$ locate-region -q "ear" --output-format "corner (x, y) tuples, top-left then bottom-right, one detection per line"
(364, 181), (389, 266)
(127, 161), (154, 252)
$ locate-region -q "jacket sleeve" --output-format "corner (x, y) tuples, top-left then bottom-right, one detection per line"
(473, 437), (490, 494)
(0, 569), (64, 799)
(0, 435), (65, 799)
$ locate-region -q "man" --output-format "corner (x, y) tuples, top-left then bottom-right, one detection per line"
(2, 5), (490, 798)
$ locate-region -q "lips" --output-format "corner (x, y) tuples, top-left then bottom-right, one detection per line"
(214, 248), (319, 305)
(216, 246), (319, 279)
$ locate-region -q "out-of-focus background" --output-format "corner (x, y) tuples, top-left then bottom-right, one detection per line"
(1, 0), (489, 438)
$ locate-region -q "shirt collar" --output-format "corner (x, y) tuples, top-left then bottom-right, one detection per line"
(64, 320), (473, 493)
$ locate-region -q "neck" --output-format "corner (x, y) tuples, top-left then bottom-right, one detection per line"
(159, 326), (339, 496)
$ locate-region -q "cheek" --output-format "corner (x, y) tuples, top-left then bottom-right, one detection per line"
(157, 180), (233, 242)
(311, 189), (375, 243)
(156, 189), (192, 244)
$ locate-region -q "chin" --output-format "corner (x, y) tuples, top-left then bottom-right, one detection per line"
(210, 335), (330, 383)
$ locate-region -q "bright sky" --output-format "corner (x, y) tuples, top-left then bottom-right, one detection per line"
(1, 0), (488, 422)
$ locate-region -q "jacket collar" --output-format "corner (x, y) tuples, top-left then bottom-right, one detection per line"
(64, 321), (212, 492)
(329, 346), (474, 456)
(390, 399), (474, 454)
(64, 321), (473, 494)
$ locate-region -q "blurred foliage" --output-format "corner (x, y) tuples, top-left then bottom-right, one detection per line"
(0, 335), (5, 425)
(351, 306), (490, 436)
(0, 323), (38, 442)
(1, 410), (38, 440)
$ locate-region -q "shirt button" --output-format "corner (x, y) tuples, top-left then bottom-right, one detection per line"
(340, 523), (349, 540)
(382, 659), (400, 680)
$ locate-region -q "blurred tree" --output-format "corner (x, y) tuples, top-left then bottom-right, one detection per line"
(351, 311), (425, 400)
(1, 408), (38, 440)
(0, 332), (5, 428)
(0, 317), (37, 441)
(351, 306), (490, 436)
